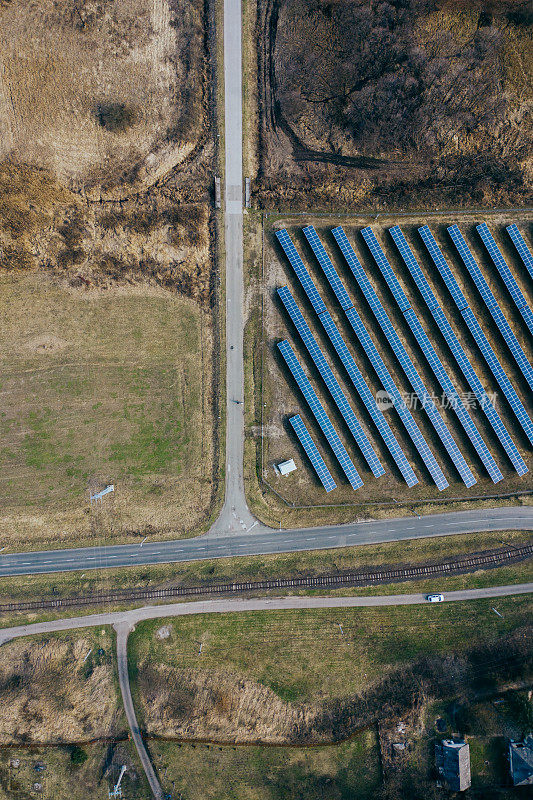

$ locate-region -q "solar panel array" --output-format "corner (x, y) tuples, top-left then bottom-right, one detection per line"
(334, 226), (476, 488)
(448, 225), (533, 394)
(300, 227), (445, 488)
(360, 228), (412, 313)
(277, 286), (384, 477)
(418, 228), (470, 312)
(275, 229), (326, 315)
(344, 305), (448, 489)
(319, 310), (418, 487)
(419, 225), (533, 446)
(507, 224), (533, 282)
(390, 225), (528, 477)
(303, 226), (353, 311)
(277, 339), (363, 489)
(477, 223), (533, 338)
(362, 227), (502, 484)
(289, 414), (336, 492)
(274, 223), (531, 493)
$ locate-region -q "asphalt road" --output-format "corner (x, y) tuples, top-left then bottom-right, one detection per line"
(114, 622), (163, 799)
(1, 507), (532, 577)
(0, 583), (531, 645)
(217, 0), (255, 537)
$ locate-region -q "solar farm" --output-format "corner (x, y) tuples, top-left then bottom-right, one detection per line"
(257, 215), (533, 511)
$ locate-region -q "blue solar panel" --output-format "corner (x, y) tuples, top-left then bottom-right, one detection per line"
(363, 228), (501, 483)
(419, 226), (533, 446)
(477, 223), (529, 312)
(289, 414), (337, 492)
(278, 286), (384, 477)
(448, 225), (533, 394)
(281, 226), (446, 490)
(390, 225), (527, 476)
(332, 226), (475, 487)
(275, 229), (327, 316)
(277, 340), (363, 489)
(507, 224), (533, 282)
(343, 306), (448, 489)
(448, 225), (498, 308)
(461, 307), (533, 446)
(301, 227), (446, 489)
(302, 226), (354, 311)
(520, 304), (533, 338)
(361, 227), (411, 312)
(419, 226), (469, 311)
(404, 309), (502, 483)
(318, 310), (418, 487)
(389, 226), (440, 311)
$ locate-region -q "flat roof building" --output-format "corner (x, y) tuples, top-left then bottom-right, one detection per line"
(435, 739), (471, 792)
(277, 458), (297, 476)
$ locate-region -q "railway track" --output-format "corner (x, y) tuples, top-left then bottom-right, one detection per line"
(1, 543), (531, 614)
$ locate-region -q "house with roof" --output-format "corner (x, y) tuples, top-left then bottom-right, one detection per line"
(509, 736), (533, 787)
(435, 739), (471, 792)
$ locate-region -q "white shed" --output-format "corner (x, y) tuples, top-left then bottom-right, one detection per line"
(277, 459), (297, 476)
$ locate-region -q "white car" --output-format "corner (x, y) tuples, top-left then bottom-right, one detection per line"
(426, 593), (444, 602)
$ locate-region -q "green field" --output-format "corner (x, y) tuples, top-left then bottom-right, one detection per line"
(150, 730), (381, 800)
(130, 597), (532, 706)
(0, 742), (148, 799)
(0, 272), (216, 550)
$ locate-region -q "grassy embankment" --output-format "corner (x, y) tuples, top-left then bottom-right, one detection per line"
(0, 529), (530, 628)
(129, 596), (532, 704)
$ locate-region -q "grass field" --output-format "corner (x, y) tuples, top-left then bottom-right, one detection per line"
(130, 596), (532, 710)
(0, 272), (216, 550)
(0, 741), (148, 799)
(244, 210), (533, 527)
(150, 730), (381, 800)
(0, 0), (205, 193)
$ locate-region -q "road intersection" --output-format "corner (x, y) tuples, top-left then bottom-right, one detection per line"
(0, 0), (529, 582)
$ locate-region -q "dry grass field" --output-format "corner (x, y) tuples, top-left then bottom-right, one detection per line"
(0, 628), (123, 744)
(0, 0), (220, 550)
(252, 0), (532, 210)
(0, 272), (216, 550)
(244, 211), (533, 527)
(0, 0), (206, 193)
(0, 742), (148, 799)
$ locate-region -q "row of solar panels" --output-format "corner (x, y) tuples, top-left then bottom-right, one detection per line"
(275, 224), (532, 491)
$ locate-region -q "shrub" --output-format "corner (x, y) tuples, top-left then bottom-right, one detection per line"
(95, 103), (136, 133)
(70, 746), (88, 766)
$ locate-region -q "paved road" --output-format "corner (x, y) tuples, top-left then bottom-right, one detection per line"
(1, 506), (531, 577)
(114, 623), (163, 799)
(217, 0), (255, 536)
(0, 583), (531, 645)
